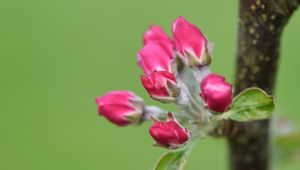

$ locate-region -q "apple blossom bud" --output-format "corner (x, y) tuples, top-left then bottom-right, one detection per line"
(141, 71), (180, 103)
(200, 74), (233, 113)
(143, 25), (174, 57)
(172, 16), (211, 66)
(149, 112), (190, 148)
(95, 91), (144, 126)
(137, 44), (172, 75)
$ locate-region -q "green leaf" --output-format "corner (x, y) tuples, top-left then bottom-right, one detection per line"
(222, 88), (275, 122)
(154, 149), (187, 170)
(154, 138), (198, 170)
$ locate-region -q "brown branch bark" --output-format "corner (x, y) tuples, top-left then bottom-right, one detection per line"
(227, 0), (299, 170)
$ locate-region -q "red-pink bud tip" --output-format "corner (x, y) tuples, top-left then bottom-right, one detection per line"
(200, 74), (233, 113)
(172, 16), (209, 66)
(141, 71), (180, 103)
(143, 25), (174, 58)
(137, 44), (172, 75)
(149, 112), (190, 148)
(95, 91), (144, 126)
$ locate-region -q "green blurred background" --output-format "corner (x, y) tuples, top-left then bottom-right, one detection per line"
(0, 0), (299, 169)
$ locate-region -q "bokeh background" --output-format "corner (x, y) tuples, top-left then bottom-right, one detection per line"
(0, 0), (299, 169)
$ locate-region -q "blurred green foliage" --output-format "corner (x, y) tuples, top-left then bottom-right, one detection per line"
(0, 0), (299, 169)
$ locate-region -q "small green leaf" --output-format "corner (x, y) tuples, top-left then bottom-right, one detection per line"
(154, 149), (186, 170)
(223, 88), (275, 122)
(154, 138), (198, 170)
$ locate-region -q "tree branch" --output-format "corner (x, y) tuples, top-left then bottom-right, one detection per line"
(227, 0), (299, 170)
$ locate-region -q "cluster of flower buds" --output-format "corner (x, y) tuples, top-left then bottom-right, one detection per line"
(138, 17), (215, 103)
(138, 25), (180, 103)
(95, 16), (234, 149)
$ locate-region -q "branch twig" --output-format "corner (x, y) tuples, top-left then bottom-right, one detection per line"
(229, 1), (299, 170)
(211, 0), (299, 170)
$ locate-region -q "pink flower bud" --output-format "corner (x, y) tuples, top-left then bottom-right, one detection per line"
(141, 71), (180, 103)
(143, 25), (174, 57)
(172, 16), (210, 66)
(137, 44), (172, 75)
(149, 112), (190, 148)
(95, 91), (144, 126)
(200, 74), (233, 113)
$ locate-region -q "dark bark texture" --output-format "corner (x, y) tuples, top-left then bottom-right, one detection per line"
(228, 0), (299, 170)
